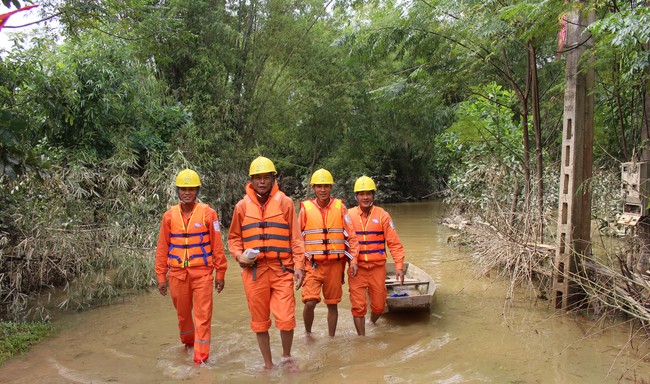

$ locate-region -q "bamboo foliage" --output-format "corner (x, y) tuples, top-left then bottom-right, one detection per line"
(0, 149), (195, 320)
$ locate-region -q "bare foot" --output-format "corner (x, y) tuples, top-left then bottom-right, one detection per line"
(281, 356), (300, 373)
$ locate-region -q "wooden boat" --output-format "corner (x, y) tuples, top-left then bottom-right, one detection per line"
(385, 262), (436, 312)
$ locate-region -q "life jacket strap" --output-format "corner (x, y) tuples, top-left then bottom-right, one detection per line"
(359, 249), (385, 255)
(359, 240), (385, 245)
(170, 231), (209, 238)
(243, 233), (291, 242)
(242, 221), (290, 231)
(277, 251), (294, 274)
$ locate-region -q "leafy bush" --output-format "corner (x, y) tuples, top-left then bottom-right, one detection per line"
(0, 321), (53, 365)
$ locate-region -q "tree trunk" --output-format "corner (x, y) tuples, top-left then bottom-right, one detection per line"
(502, 47), (532, 232)
(529, 42), (544, 242)
(521, 102), (532, 220)
(638, 30), (650, 275)
(613, 58), (630, 160)
(231, 0), (259, 138)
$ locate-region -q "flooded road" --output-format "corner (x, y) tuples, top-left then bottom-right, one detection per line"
(1, 200), (649, 383)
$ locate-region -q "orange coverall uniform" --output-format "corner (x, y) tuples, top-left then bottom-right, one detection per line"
(155, 202), (228, 364)
(227, 182), (305, 333)
(348, 206), (405, 317)
(300, 198), (359, 305)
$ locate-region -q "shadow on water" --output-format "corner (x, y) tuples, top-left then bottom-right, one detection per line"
(382, 311), (433, 325)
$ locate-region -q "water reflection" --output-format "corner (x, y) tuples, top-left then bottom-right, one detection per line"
(0, 200), (648, 383)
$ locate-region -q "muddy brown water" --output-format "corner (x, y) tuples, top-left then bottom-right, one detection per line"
(1, 200), (649, 384)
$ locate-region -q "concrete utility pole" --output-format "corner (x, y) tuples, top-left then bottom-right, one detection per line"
(552, 4), (595, 310)
(636, 19), (650, 276)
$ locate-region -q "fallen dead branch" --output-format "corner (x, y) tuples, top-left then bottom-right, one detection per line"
(464, 219), (555, 301)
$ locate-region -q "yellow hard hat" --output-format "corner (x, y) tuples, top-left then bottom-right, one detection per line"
(354, 176), (376, 192)
(310, 168), (334, 185)
(176, 169), (201, 187)
(249, 156), (277, 176)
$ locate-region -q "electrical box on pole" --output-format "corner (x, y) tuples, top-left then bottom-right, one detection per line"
(618, 162), (648, 226)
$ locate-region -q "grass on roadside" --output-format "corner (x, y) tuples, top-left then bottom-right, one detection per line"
(0, 321), (54, 366)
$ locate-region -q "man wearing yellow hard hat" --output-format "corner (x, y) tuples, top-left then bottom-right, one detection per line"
(300, 168), (359, 337)
(227, 156), (305, 370)
(348, 176), (406, 336)
(154, 169), (228, 364)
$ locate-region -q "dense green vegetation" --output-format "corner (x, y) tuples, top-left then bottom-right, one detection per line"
(0, 0), (648, 326)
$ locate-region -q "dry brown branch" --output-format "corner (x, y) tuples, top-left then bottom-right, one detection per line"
(570, 259), (650, 324)
(465, 219), (555, 301)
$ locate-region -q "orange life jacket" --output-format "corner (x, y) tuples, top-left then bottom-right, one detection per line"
(302, 199), (350, 262)
(241, 191), (292, 260)
(168, 203), (213, 268)
(349, 206), (387, 262)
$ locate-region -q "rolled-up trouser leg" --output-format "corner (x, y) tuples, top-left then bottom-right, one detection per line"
(368, 267), (387, 315)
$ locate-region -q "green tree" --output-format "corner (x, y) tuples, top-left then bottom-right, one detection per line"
(589, 3), (650, 164)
